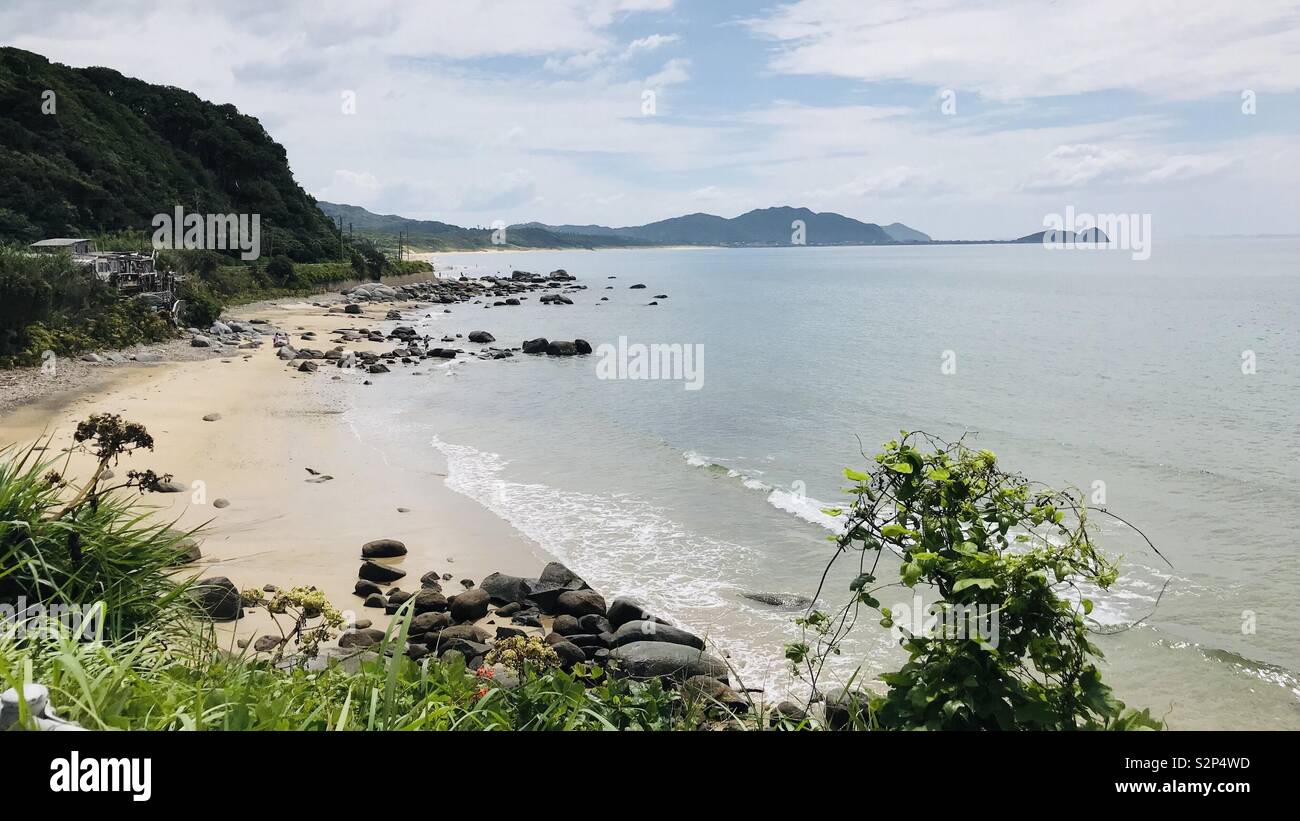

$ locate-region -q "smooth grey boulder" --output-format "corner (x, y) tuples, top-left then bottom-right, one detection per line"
(410, 611), (451, 635)
(361, 539), (407, 559)
(611, 620), (704, 650)
(609, 641), (727, 682)
(556, 589), (606, 618)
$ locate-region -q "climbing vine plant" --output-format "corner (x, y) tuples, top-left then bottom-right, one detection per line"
(787, 433), (1161, 730)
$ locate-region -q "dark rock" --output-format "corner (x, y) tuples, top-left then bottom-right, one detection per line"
(771, 701), (809, 726)
(578, 614), (613, 635)
(495, 602), (522, 617)
(339, 628), (386, 649)
(361, 539), (407, 559)
(354, 579), (382, 598)
(567, 633), (612, 649)
(363, 593), (387, 609)
(607, 596), (655, 628)
(495, 626), (527, 641)
(190, 577), (241, 621)
(297, 361), (317, 373)
(419, 571), (445, 590)
(574, 339), (593, 355)
(405, 643), (430, 661)
(684, 676), (748, 713)
(468, 330), (495, 343)
(549, 638), (586, 669)
(556, 589), (606, 618)
(410, 611), (451, 635)
(367, 363), (390, 374)
(545, 340), (577, 357)
(480, 572), (529, 604)
(609, 641), (728, 682)
(413, 588), (447, 614)
(450, 587), (490, 622)
(629, 283), (646, 289)
(344, 303), (363, 314)
(511, 614), (542, 628)
(538, 561), (587, 590)
(253, 635), (282, 653)
(359, 560), (405, 584)
(521, 579), (566, 612)
(611, 620), (704, 650)
(552, 614), (583, 635)
(743, 592), (812, 609)
(824, 688), (870, 730)
(521, 338), (549, 354)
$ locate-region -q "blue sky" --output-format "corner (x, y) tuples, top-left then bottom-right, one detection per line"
(5, 0), (1300, 238)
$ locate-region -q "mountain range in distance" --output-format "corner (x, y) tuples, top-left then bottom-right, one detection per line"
(319, 202), (938, 250)
(319, 200), (1114, 252)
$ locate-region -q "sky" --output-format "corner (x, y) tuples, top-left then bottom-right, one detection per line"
(4, 0), (1300, 239)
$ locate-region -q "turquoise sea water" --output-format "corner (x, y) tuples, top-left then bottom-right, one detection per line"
(351, 240), (1300, 728)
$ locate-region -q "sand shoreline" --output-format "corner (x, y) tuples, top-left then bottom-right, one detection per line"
(0, 293), (547, 646)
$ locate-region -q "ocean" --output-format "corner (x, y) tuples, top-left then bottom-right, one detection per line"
(347, 240), (1300, 728)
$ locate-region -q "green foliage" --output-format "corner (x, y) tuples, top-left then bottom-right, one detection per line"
(793, 433), (1160, 730)
(265, 254), (296, 287)
(0, 47), (339, 259)
(0, 441), (196, 642)
(0, 246), (173, 365)
(177, 278), (221, 327)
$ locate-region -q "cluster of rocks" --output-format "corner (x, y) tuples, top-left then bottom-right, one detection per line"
(343, 547), (739, 697)
(189, 318), (277, 351)
(329, 270), (582, 313)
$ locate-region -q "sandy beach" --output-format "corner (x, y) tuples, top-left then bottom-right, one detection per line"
(0, 293), (545, 645)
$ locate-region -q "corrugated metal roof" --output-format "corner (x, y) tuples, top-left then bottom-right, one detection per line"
(29, 238), (92, 247)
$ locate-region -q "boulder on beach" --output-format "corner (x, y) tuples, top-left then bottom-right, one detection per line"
(412, 588), (447, 614)
(480, 572), (530, 605)
(608, 596), (655, 628)
(548, 638), (587, 669)
(539, 561), (587, 590)
(361, 539), (407, 559)
(552, 614), (583, 635)
(609, 641), (727, 682)
(358, 560), (405, 584)
(521, 338), (549, 354)
(545, 340), (577, 357)
(410, 611), (451, 635)
(468, 330), (495, 343)
(450, 587), (490, 622)
(556, 589), (606, 618)
(611, 620), (704, 650)
(190, 577), (241, 621)
(354, 579), (382, 598)
(344, 303), (363, 314)
(339, 628), (386, 649)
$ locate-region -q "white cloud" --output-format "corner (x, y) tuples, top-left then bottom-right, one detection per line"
(746, 0), (1300, 100)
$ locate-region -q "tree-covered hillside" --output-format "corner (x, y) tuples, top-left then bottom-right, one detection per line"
(0, 47), (339, 261)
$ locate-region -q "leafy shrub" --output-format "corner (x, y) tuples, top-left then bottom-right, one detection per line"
(178, 279), (222, 328)
(789, 433), (1159, 730)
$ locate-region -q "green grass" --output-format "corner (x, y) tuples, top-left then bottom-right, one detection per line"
(0, 442), (197, 641)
